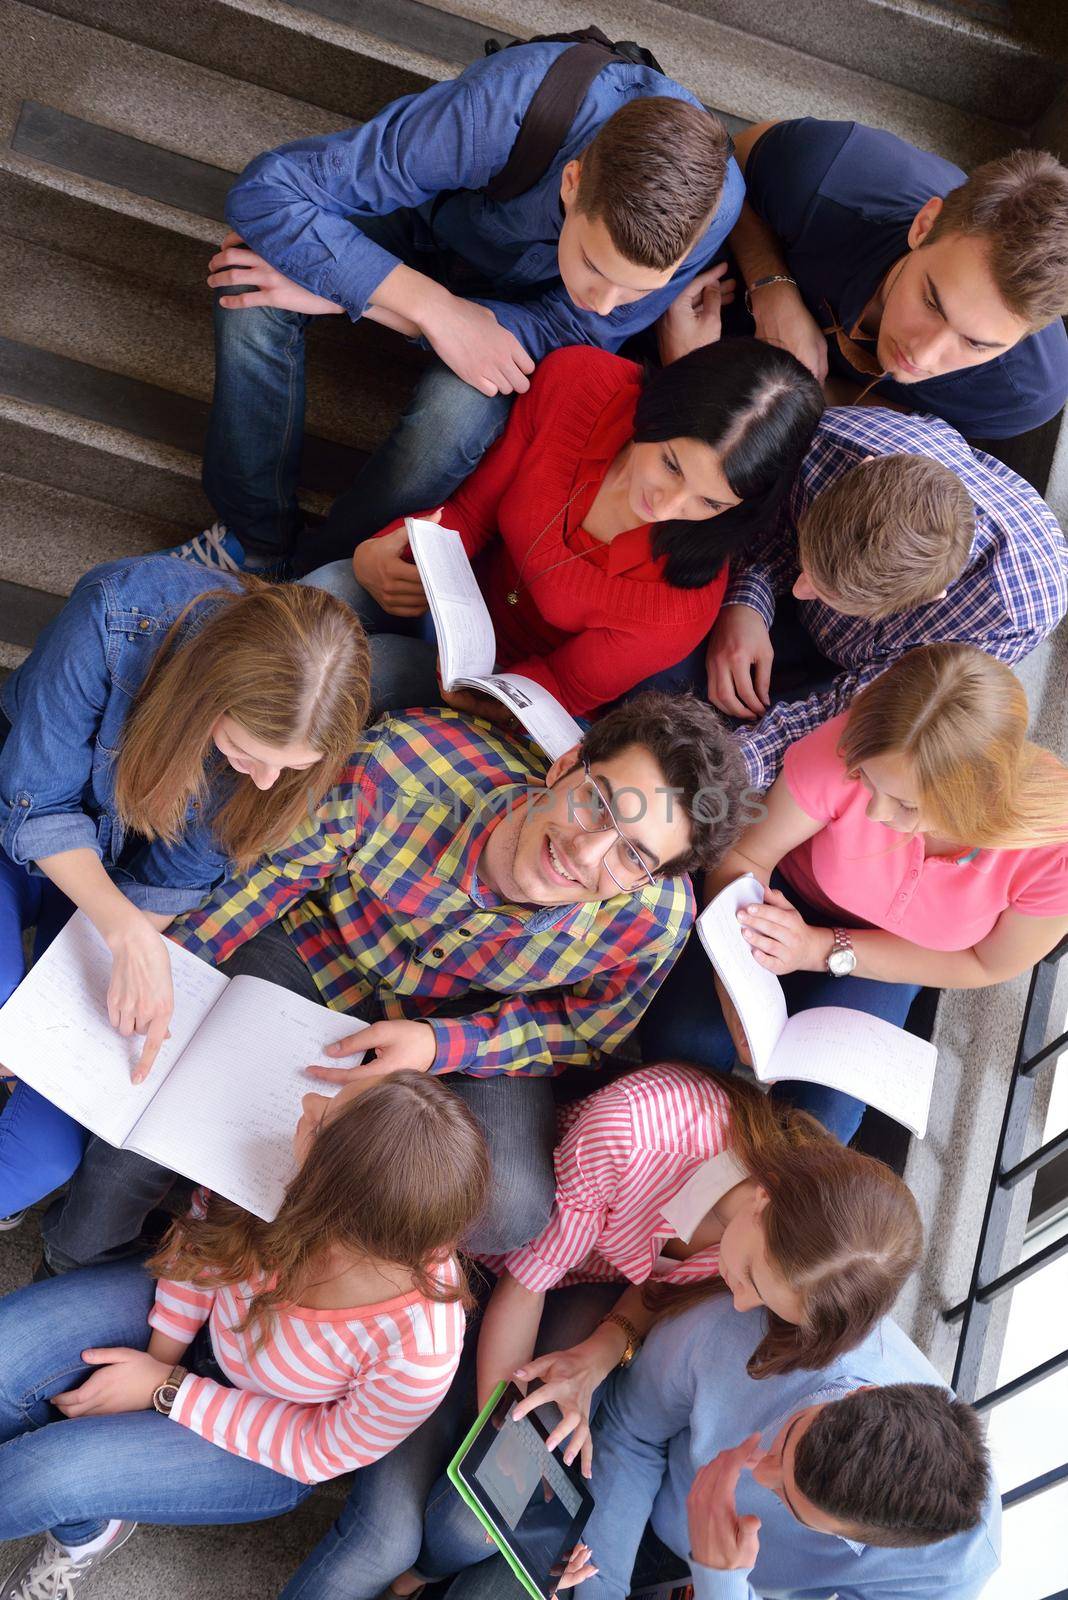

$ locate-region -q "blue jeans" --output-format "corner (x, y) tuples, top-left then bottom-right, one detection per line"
(640, 876), (921, 1144)
(299, 562), (440, 719)
(0, 852), (84, 1215)
(279, 1281), (620, 1600)
(203, 208), (512, 567)
(0, 1260), (311, 1547)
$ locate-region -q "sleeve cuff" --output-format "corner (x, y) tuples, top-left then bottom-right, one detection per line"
(168, 1371), (212, 1431)
(3, 808), (100, 866)
(111, 876), (210, 916)
(719, 587), (775, 630)
(425, 1017), (481, 1074)
(690, 1559), (754, 1600)
(501, 1250), (566, 1294)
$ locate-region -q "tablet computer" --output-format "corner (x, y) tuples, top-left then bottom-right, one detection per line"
(448, 1380), (596, 1600)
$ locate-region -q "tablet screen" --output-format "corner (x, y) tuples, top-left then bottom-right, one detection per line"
(459, 1385), (594, 1597)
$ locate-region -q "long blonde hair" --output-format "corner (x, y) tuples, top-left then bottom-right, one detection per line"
(643, 1068), (922, 1377)
(838, 644), (1068, 850)
(113, 580), (371, 869)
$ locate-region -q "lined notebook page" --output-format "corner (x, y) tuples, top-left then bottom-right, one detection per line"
(0, 912), (228, 1145)
(132, 974), (369, 1220)
(695, 876), (787, 1074)
(771, 1007), (936, 1138)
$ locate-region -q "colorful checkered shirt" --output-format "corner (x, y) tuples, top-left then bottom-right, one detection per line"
(170, 710), (694, 1077)
(726, 407), (1068, 790)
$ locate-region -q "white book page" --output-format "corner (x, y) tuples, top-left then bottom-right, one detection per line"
(0, 912), (228, 1146)
(457, 673), (584, 761)
(770, 1008), (937, 1138)
(406, 517), (496, 685)
(695, 876), (787, 1074)
(129, 975), (370, 1221)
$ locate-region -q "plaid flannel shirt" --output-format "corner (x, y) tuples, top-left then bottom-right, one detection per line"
(170, 710), (693, 1077)
(726, 408), (1068, 790)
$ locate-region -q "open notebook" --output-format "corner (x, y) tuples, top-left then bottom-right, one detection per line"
(696, 876), (937, 1138)
(406, 516), (584, 760)
(0, 914), (367, 1219)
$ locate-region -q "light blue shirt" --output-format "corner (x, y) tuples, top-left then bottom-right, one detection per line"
(581, 1298), (1000, 1600)
(224, 42), (745, 364)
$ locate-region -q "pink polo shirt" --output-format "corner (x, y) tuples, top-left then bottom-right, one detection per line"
(779, 714), (1068, 951)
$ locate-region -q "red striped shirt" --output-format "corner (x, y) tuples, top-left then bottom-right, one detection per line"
(479, 1064), (741, 1292)
(149, 1257), (465, 1484)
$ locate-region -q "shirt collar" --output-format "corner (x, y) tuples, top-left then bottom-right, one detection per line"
(660, 1149), (750, 1241)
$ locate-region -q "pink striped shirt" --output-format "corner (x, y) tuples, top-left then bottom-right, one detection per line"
(479, 1064), (741, 1293)
(149, 1251), (466, 1484)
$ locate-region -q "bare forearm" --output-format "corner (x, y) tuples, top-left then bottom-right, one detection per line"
(38, 848), (144, 943)
(147, 1329), (189, 1366)
(847, 930), (1009, 988)
(477, 1275), (546, 1408)
(368, 261), (452, 334)
(704, 848), (774, 906)
(728, 202), (790, 291)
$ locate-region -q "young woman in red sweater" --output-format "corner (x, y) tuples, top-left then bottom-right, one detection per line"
(304, 339), (824, 719)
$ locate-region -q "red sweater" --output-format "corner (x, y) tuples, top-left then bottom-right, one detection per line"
(378, 347), (728, 716)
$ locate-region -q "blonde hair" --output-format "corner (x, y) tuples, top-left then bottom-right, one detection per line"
(114, 579), (371, 869)
(927, 149), (1068, 330)
(798, 454), (974, 619)
(839, 644), (1068, 849)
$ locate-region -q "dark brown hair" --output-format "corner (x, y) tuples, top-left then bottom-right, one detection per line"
(114, 579), (372, 869)
(578, 692), (751, 875)
(794, 1384), (990, 1546)
(926, 148), (1068, 328)
(643, 1069), (922, 1376)
(798, 454), (974, 619)
(149, 1072), (490, 1340)
(576, 98), (730, 269)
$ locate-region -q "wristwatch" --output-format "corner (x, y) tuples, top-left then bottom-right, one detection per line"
(744, 273), (798, 315)
(152, 1364), (189, 1415)
(601, 1312), (643, 1369)
(827, 928), (857, 978)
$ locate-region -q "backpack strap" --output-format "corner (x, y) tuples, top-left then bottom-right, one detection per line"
(483, 28), (666, 205)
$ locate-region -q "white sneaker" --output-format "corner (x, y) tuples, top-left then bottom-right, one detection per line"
(0, 1210), (26, 1231)
(1, 1524), (137, 1599)
(167, 521), (246, 573)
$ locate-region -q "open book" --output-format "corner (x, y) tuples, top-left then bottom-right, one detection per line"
(406, 516), (584, 760)
(696, 876), (937, 1138)
(0, 914), (367, 1219)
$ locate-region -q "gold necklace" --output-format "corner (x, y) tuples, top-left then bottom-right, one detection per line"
(506, 479), (595, 606)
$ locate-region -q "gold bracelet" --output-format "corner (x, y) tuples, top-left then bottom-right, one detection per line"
(601, 1312), (643, 1368)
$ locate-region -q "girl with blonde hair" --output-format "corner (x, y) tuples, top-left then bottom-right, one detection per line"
(643, 642), (1068, 1141)
(0, 554), (371, 1224)
(0, 1072), (489, 1600)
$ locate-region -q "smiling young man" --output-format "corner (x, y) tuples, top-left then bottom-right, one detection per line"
(171, 39), (742, 576)
(448, 1295), (999, 1600)
(720, 118), (1068, 442)
(701, 406), (1068, 790)
(38, 696), (752, 1277)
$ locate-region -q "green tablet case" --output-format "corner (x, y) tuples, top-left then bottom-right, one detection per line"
(447, 1381), (550, 1600)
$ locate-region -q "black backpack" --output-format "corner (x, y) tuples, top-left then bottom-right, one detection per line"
(480, 26), (668, 203)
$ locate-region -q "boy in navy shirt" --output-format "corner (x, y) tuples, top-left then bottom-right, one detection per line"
(708, 118), (1068, 444)
(174, 41), (743, 574)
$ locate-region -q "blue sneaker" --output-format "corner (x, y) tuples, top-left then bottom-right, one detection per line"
(168, 521), (247, 573)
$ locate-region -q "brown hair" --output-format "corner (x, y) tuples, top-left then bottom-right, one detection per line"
(798, 454), (974, 619)
(926, 149), (1068, 329)
(643, 1068), (922, 1377)
(578, 692), (752, 876)
(839, 643), (1068, 850)
(114, 580), (371, 869)
(576, 98), (729, 270)
(794, 1384), (990, 1546)
(149, 1072), (490, 1340)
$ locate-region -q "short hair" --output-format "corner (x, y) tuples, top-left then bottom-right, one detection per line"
(926, 149), (1068, 329)
(797, 454), (974, 619)
(794, 1385), (990, 1548)
(576, 98), (729, 270)
(577, 691), (749, 876)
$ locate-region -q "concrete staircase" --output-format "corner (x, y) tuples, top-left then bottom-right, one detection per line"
(0, 0), (1060, 669)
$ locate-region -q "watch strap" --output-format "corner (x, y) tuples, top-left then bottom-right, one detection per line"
(744, 273), (798, 315)
(601, 1312), (643, 1368)
(152, 1363), (189, 1415)
(827, 927), (856, 975)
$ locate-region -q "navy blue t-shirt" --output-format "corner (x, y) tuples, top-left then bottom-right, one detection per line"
(746, 117), (1068, 439)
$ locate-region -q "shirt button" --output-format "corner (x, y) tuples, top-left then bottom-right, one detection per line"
(138, 619), (150, 632)
(431, 947), (444, 959)
(909, 869), (919, 880)
(19, 797), (30, 808)
(458, 927), (471, 937)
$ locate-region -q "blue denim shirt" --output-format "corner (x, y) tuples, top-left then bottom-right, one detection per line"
(582, 1299), (1000, 1600)
(0, 557), (244, 916)
(225, 42), (745, 364)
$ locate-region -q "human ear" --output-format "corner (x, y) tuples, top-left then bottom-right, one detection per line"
(751, 1184), (772, 1218)
(559, 159), (581, 210)
(907, 195), (943, 250)
(545, 744), (583, 788)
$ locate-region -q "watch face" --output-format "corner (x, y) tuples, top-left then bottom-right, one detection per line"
(828, 947), (857, 977)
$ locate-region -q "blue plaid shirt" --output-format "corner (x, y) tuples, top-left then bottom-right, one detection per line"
(727, 408), (1068, 789)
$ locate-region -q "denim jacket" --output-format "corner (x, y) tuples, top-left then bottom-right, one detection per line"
(0, 556), (243, 916)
